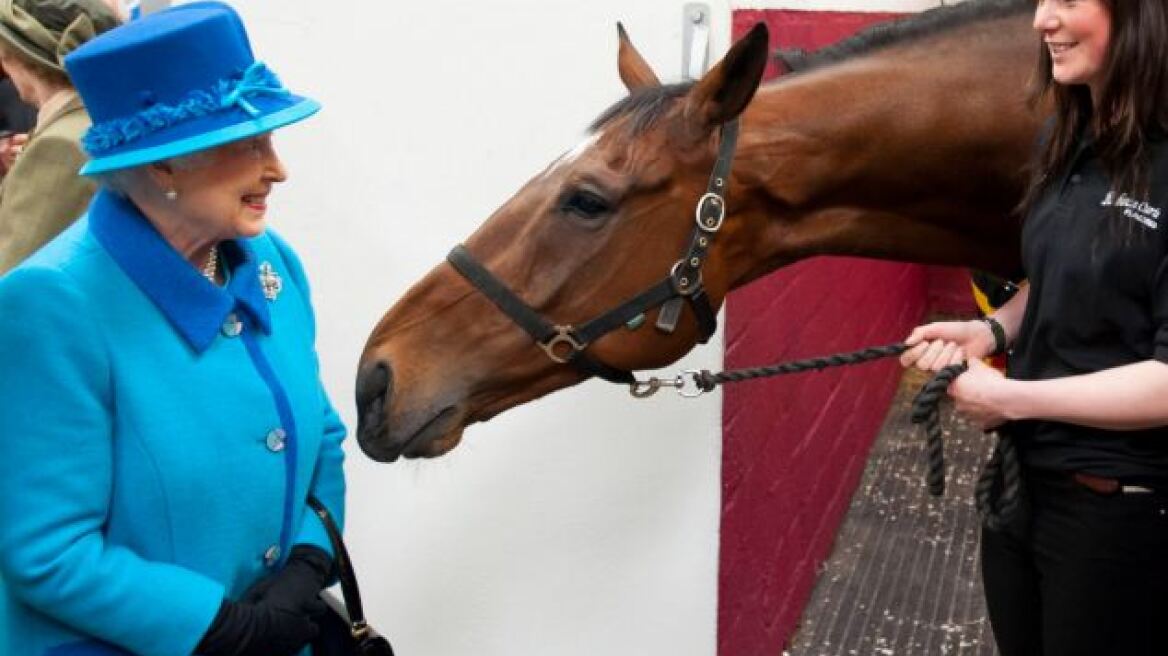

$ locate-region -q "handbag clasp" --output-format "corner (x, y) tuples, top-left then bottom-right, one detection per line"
(351, 619), (372, 640)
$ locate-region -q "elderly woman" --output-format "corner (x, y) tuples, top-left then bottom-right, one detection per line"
(0, 0), (118, 274)
(0, 3), (345, 655)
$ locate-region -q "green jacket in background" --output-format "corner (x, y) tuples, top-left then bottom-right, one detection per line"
(0, 92), (95, 275)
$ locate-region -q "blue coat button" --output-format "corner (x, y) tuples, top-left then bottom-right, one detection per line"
(265, 428), (286, 452)
(221, 313), (243, 337)
(263, 544), (281, 567)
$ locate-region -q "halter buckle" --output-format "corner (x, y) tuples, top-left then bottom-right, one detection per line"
(669, 260), (703, 296)
(539, 325), (587, 364)
(695, 192), (726, 233)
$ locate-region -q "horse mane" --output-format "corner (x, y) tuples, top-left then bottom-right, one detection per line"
(775, 0), (1030, 74)
(589, 82), (694, 136)
(592, 0), (1031, 136)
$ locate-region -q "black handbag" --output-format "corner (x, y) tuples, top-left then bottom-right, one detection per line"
(306, 496), (395, 656)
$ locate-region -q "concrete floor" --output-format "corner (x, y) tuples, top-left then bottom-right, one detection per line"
(787, 369), (998, 656)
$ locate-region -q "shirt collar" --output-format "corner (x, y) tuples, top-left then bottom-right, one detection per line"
(34, 89), (79, 134)
(90, 189), (272, 353)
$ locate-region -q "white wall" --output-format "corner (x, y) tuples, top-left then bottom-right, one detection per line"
(221, 2), (730, 655)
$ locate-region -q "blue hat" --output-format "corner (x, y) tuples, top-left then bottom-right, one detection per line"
(64, 1), (320, 175)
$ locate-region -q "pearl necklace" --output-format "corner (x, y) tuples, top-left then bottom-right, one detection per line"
(201, 246), (219, 283)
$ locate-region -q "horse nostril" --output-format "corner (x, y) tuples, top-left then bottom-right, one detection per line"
(356, 361), (392, 434)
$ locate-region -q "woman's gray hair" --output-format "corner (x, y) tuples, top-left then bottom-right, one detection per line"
(169, 149), (215, 171)
(89, 150), (215, 197)
(89, 168), (137, 197)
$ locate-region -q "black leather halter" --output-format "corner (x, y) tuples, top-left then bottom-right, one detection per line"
(447, 119), (740, 385)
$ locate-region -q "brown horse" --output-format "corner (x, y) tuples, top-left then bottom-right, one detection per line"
(356, 0), (1044, 463)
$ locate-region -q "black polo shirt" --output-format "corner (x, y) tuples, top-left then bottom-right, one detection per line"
(1009, 133), (1168, 479)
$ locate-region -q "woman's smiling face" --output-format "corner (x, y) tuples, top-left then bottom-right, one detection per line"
(168, 133), (288, 242)
(1034, 0), (1112, 96)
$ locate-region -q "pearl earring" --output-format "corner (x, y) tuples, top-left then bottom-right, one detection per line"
(165, 189), (178, 201)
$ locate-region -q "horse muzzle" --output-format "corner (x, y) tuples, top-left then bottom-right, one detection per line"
(355, 359), (465, 462)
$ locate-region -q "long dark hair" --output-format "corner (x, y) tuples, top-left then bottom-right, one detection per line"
(1023, 0), (1168, 239)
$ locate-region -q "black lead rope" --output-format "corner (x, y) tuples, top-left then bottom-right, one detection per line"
(690, 343), (910, 391)
(908, 362), (966, 497)
(906, 361), (1021, 529)
(975, 430), (1022, 532)
(652, 342), (1020, 529)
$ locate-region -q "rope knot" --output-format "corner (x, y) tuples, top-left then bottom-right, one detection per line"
(694, 370), (718, 393)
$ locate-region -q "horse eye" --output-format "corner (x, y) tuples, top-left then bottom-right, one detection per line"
(560, 189), (611, 220)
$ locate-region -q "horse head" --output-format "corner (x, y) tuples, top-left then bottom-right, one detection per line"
(356, 25), (771, 461)
(357, 1), (1043, 462)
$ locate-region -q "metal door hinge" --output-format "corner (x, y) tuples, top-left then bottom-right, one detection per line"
(682, 3), (711, 80)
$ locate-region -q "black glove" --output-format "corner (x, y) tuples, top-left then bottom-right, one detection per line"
(243, 544), (333, 611)
(195, 597), (321, 656)
(196, 545), (333, 656)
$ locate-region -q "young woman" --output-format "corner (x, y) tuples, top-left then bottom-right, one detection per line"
(901, 1), (1168, 654)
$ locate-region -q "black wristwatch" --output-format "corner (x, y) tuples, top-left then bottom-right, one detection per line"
(980, 316), (1007, 356)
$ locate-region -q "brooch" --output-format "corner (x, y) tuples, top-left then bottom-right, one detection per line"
(258, 262), (283, 301)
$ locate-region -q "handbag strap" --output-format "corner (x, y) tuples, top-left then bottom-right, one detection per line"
(306, 495), (372, 640)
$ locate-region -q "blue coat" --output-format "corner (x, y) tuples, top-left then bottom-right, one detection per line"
(0, 190), (347, 655)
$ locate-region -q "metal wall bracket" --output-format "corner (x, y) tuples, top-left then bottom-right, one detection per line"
(681, 3), (711, 81)
(130, 0), (171, 19)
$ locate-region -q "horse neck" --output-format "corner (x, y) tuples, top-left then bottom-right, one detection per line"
(724, 18), (1041, 286)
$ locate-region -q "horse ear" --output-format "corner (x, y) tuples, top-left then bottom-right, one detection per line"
(683, 22), (769, 130)
(617, 22), (661, 91)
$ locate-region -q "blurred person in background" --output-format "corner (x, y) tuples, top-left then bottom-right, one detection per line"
(0, 0), (119, 274)
(0, 71), (37, 176)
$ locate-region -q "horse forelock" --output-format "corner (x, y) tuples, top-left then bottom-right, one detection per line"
(540, 131), (604, 182)
(774, 0), (1031, 74)
(589, 82), (695, 136)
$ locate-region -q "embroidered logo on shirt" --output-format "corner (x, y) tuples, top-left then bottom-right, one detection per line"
(1101, 192), (1161, 230)
(258, 262), (283, 301)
